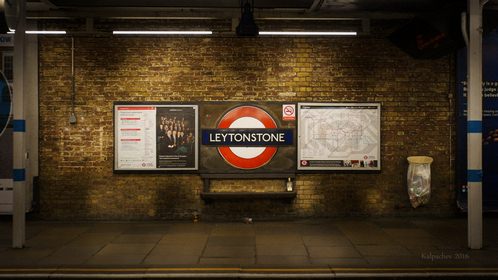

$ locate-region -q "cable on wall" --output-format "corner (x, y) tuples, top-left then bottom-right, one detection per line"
(69, 36), (76, 124)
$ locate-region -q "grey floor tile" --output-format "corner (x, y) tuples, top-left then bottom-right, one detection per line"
(50, 245), (103, 258)
(337, 221), (392, 245)
(0, 257), (41, 266)
(469, 250), (498, 266)
(207, 236), (255, 246)
(66, 233), (120, 246)
(298, 227), (342, 236)
(393, 237), (445, 248)
(366, 253), (480, 267)
(97, 243), (155, 255)
(383, 228), (436, 239)
(311, 258), (368, 266)
(435, 238), (469, 250)
(308, 246), (361, 258)
(149, 244), (205, 256)
(25, 236), (76, 248)
(37, 255), (90, 266)
(121, 223), (170, 234)
(0, 248), (55, 266)
(483, 234), (498, 249)
(335, 220), (372, 228)
(203, 246), (255, 258)
(85, 254), (146, 265)
(211, 224), (255, 236)
(1, 219), (496, 268)
(411, 219), (463, 229)
(42, 226), (91, 236)
(417, 249), (471, 261)
(356, 245), (413, 257)
(342, 232), (392, 245)
(200, 257), (255, 265)
(403, 244), (442, 256)
(371, 218), (417, 229)
(255, 225), (299, 235)
(303, 235), (352, 246)
(257, 255), (310, 265)
(167, 223), (213, 234)
(111, 234), (162, 244)
(256, 234), (303, 245)
(86, 223), (130, 233)
(365, 256), (433, 267)
(159, 233), (208, 245)
(143, 254), (200, 265)
(256, 244), (308, 256)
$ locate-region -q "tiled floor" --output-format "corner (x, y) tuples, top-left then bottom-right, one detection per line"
(0, 217), (497, 269)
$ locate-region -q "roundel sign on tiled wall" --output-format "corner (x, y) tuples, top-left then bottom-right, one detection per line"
(201, 104), (295, 171)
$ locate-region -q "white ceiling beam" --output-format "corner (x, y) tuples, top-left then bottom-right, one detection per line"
(26, 9), (415, 20)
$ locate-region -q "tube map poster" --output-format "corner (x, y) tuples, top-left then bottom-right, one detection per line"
(297, 103), (381, 171)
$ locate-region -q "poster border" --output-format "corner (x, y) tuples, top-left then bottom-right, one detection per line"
(296, 102), (381, 171)
(113, 101), (199, 173)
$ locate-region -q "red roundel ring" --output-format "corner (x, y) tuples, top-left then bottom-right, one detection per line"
(217, 106), (277, 169)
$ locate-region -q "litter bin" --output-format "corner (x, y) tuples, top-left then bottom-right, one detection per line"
(407, 156), (433, 208)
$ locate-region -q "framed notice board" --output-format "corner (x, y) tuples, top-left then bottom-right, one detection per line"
(114, 103), (199, 172)
(297, 103), (381, 171)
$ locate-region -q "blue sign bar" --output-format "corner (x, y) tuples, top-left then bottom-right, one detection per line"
(13, 169), (26, 182)
(202, 129), (293, 146)
(13, 119), (26, 132)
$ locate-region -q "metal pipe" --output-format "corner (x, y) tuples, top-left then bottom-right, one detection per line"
(467, 0), (483, 250)
(69, 37), (76, 124)
(71, 36), (74, 111)
(12, 0), (27, 249)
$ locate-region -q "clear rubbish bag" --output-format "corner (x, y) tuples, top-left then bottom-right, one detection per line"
(407, 156), (433, 208)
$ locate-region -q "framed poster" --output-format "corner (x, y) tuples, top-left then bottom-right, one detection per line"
(297, 103), (381, 171)
(199, 102), (296, 174)
(114, 103), (198, 172)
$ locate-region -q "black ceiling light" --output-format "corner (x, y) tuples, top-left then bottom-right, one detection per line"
(0, 0), (11, 34)
(236, 0), (259, 36)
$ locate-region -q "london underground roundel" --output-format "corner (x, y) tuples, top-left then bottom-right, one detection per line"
(217, 106), (278, 169)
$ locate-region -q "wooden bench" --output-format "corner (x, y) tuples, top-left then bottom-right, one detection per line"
(200, 173), (296, 202)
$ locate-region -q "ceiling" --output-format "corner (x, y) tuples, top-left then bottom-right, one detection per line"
(26, 0), (498, 20)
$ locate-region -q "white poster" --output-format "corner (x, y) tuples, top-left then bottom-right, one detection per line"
(114, 104), (198, 171)
(116, 106), (157, 169)
(297, 103), (381, 171)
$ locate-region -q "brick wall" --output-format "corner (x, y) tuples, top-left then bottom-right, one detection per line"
(38, 26), (456, 220)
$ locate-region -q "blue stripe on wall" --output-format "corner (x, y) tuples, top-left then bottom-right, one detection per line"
(467, 120), (482, 133)
(468, 169), (483, 183)
(13, 119), (26, 132)
(13, 169), (25, 182)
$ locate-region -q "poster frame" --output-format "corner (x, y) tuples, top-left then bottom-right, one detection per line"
(113, 101), (199, 173)
(297, 102), (381, 172)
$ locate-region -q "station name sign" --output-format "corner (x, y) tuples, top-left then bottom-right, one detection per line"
(202, 129), (293, 146)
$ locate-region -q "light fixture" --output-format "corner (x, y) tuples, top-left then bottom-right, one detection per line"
(26, 30), (66, 34)
(7, 30), (66, 34)
(259, 31), (357, 36)
(113, 31), (212, 35)
(236, 0), (259, 36)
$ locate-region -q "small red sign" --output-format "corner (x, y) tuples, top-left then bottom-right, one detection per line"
(282, 104), (296, 121)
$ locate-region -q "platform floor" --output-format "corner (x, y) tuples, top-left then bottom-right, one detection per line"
(0, 217), (497, 278)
